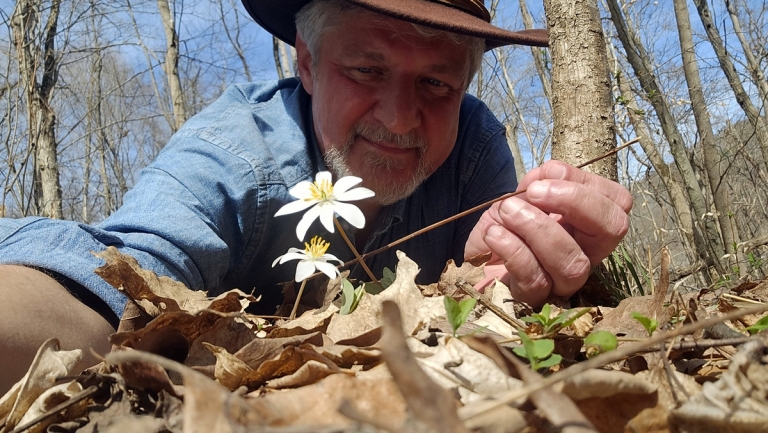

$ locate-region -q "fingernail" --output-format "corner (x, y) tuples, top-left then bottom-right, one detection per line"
(527, 181), (547, 200)
(548, 163), (567, 179)
(500, 198), (523, 215)
(485, 224), (504, 239)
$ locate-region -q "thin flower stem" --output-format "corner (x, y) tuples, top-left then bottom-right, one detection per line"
(290, 279), (308, 320)
(334, 217), (380, 285)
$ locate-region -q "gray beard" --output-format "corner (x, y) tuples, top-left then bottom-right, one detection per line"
(323, 123), (433, 206)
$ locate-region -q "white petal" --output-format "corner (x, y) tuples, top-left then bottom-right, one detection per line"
(278, 251), (307, 264)
(274, 199), (315, 216)
(295, 260), (316, 282)
(319, 253), (344, 265)
(296, 205), (323, 240)
(315, 171), (333, 184)
(333, 176), (363, 194)
(319, 204), (336, 233)
(287, 181), (314, 199)
(336, 186), (375, 202)
(332, 202), (366, 228)
(314, 261), (341, 279)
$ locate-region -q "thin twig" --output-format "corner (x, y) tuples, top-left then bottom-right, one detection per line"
(456, 280), (526, 331)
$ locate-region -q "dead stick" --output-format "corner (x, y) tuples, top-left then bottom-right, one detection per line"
(456, 280), (526, 331)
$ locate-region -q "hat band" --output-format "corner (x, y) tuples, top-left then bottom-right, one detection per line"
(428, 0), (491, 23)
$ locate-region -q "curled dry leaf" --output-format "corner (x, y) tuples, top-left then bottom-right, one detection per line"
(267, 304), (339, 339)
(671, 333), (768, 432)
(0, 338), (82, 432)
(94, 246), (256, 317)
(15, 380), (86, 433)
(203, 343), (253, 390)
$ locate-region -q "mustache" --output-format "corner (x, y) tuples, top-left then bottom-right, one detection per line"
(354, 123), (426, 150)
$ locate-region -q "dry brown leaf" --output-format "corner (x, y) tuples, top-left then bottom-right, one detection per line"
(560, 369), (657, 400)
(410, 335), (523, 404)
(671, 333), (768, 432)
(94, 247), (256, 317)
(265, 359), (349, 389)
(185, 316), (258, 368)
(16, 380), (86, 433)
(203, 343), (253, 390)
(240, 344), (339, 388)
(462, 334), (597, 433)
(247, 373), (408, 430)
(438, 258), (487, 298)
(107, 350), (262, 433)
(379, 301), (469, 433)
(267, 304), (339, 339)
(473, 279), (519, 339)
(0, 338), (82, 432)
(233, 331), (325, 367)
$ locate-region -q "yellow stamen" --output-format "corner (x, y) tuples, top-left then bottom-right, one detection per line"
(304, 236), (330, 258)
(308, 178), (334, 201)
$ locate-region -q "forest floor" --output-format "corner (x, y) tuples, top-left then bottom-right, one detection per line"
(2, 247), (767, 433)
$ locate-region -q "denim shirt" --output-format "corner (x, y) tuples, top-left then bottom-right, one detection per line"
(0, 78), (516, 318)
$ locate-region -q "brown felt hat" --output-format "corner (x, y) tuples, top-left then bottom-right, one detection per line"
(241, 0), (549, 51)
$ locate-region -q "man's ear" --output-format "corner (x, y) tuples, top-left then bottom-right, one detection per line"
(295, 33), (314, 95)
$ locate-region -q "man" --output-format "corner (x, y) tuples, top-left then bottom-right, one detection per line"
(0, 0), (631, 393)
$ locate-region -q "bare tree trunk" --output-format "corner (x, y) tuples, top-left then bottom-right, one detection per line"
(272, 36), (284, 80)
(157, 0), (187, 132)
(278, 39), (295, 79)
(692, 0), (768, 163)
(11, 0), (63, 219)
(606, 0), (726, 275)
(607, 41), (698, 265)
(519, 0), (552, 104)
(217, 0), (252, 81)
(724, 0), (768, 115)
(543, 0), (616, 181)
(673, 0), (742, 274)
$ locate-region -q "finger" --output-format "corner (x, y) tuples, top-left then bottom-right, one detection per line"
(488, 197), (591, 298)
(525, 179), (630, 263)
(519, 161), (633, 213)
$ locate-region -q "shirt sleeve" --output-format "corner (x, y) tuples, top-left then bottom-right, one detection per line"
(0, 127), (266, 319)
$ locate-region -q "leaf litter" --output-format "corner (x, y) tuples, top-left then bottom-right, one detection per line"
(1, 246), (768, 432)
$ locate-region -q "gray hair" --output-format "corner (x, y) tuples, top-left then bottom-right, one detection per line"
(295, 0), (485, 87)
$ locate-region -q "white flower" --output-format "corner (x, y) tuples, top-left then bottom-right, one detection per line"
(275, 171), (375, 241)
(271, 236), (343, 282)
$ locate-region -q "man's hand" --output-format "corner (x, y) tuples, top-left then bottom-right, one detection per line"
(465, 160), (633, 306)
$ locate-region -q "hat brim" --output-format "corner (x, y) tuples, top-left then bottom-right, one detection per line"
(241, 0), (549, 51)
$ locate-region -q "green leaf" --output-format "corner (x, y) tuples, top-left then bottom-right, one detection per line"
(746, 314), (768, 335)
(536, 353), (562, 369)
(339, 278), (356, 315)
(379, 267), (396, 290)
(584, 330), (618, 356)
(631, 312), (657, 336)
(444, 296), (476, 335)
(529, 338), (555, 359)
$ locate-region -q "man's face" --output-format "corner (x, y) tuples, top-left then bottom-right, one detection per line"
(297, 13), (472, 205)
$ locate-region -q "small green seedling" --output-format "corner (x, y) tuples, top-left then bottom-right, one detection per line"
(631, 312), (657, 336)
(444, 296), (477, 337)
(584, 330), (618, 358)
(521, 303), (592, 336)
(513, 330), (562, 371)
(379, 267), (396, 290)
(339, 278), (365, 315)
(746, 314), (768, 335)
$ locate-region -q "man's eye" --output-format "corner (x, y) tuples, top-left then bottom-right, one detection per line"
(356, 67), (373, 74)
(425, 78), (445, 87)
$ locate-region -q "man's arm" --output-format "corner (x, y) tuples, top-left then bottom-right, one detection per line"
(466, 160), (633, 306)
(0, 265), (114, 395)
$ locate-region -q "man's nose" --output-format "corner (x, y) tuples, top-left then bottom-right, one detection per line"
(373, 81), (421, 135)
